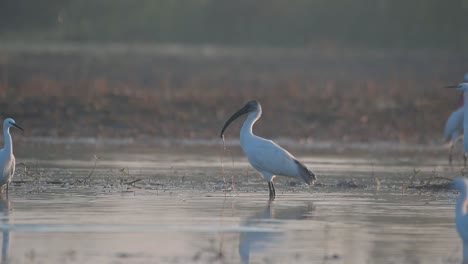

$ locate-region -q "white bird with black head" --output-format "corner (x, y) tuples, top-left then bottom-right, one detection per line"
(0, 118), (23, 194)
(220, 101), (316, 200)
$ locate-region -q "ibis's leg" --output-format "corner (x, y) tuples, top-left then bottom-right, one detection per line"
(449, 142), (454, 166)
(271, 181), (276, 197)
(464, 153), (467, 167)
(268, 182), (273, 200)
(6, 184), (8, 197)
(268, 181), (276, 201)
(268, 182), (275, 201)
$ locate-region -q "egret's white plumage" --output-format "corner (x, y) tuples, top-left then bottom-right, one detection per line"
(444, 107), (464, 164)
(452, 178), (468, 263)
(443, 73), (468, 164)
(447, 83), (468, 165)
(220, 101), (316, 200)
(0, 118), (23, 193)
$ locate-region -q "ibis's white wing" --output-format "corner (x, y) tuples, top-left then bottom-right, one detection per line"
(244, 138), (299, 177)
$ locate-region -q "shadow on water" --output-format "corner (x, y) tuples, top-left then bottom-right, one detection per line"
(239, 202), (314, 264)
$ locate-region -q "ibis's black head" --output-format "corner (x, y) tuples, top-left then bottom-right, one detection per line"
(243, 100), (261, 113)
(220, 100), (261, 138)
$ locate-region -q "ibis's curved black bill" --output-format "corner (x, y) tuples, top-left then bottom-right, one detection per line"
(446, 85), (459, 88)
(220, 105), (249, 138)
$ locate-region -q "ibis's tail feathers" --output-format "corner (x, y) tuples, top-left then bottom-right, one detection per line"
(294, 159), (317, 185)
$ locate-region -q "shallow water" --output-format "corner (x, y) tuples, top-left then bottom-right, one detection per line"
(0, 139), (464, 263)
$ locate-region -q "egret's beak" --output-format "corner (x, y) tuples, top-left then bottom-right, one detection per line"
(220, 105), (249, 138)
(446, 85), (459, 88)
(11, 123), (24, 132)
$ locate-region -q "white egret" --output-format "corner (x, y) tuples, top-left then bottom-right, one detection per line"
(444, 74), (468, 165)
(452, 178), (468, 263)
(0, 118), (23, 194)
(447, 83), (468, 166)
(220, 101), (316, 200)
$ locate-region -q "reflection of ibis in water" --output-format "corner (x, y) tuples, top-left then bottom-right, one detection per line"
(220, 101), (317, 200)
(452, 178), (468, 263)
(238, 202), (314, 264)
(0, 118), (23, 194)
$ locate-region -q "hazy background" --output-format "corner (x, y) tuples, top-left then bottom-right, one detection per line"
(1, 0), (468, 143)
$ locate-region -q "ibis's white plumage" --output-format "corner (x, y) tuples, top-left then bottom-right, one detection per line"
(240, 111), (314, 183)
(0, 118), (23, 193)
(220, 101), (316, 200)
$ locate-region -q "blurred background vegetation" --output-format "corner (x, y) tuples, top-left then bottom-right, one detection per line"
(0, 0), (467, 143)
(1, 0), (468, 50)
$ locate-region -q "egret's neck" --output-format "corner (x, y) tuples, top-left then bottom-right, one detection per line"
(3, 127), (12, 154)
(240, 110), (261, 145)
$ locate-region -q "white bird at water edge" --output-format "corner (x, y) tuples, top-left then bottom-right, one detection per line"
(452, 178), (468, 263)
(444, 73), (468, 165)
(447, 82), (468, 165)
(0, 118), (23, 194)
(220, 100), (316, 201)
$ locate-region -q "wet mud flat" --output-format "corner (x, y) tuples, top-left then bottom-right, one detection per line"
(0, 140), (463, 263)
(11, 137), (462, 196)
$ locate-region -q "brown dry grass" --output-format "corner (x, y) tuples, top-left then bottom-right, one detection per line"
(0, 45), (467, 143)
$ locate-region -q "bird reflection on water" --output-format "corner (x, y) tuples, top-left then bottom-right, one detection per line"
(238, 202), (314, 264)
(0, 194), (10, 264)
